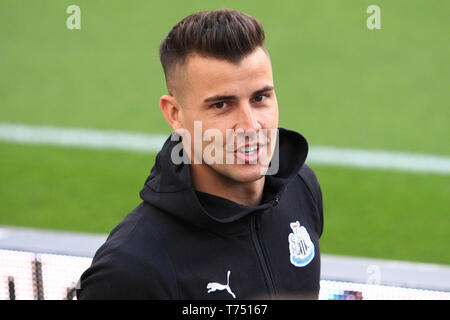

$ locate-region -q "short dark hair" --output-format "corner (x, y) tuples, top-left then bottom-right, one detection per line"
(159, 9), (266, 90)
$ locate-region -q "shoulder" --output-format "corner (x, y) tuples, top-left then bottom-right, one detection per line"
(297, 163), (324, 237)
(297, 164), (321, 201)
(77, 203), (179, 299)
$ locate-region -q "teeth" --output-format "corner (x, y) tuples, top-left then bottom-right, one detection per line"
(238, 145), (258, 154)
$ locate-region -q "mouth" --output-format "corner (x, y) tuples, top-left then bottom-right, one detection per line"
(234, 143), (265, 164)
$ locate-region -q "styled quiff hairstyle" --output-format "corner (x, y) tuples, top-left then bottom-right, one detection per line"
(159, 9), (266, 91)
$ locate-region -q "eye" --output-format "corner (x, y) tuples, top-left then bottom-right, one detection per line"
(253, 95), (267, 103)
(212, 101), (227, 109)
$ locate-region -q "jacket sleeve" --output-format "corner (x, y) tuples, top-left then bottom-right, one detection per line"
(77, 243), (178, 300)
(298, 163), (324, 238)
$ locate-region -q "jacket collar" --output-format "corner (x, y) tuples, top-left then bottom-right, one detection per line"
(140, 127), (308, 233)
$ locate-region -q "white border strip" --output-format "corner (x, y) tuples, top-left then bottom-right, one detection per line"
(1, 123), (449, 174)
(321, 254), (450, 292)
(319, 280), (450, 300)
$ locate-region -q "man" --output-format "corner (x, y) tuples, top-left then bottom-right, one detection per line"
(77, 9), (323, 300)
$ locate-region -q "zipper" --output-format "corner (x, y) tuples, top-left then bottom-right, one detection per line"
(250, 213), (276, 297)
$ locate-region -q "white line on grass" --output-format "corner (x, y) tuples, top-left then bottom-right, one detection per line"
(0, 122), (167, 153)
(0, 122), (449, 175)
(307, 146), (450, 174)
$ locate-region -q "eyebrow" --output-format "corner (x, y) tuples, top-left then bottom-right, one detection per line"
(203, 85), (274, 103)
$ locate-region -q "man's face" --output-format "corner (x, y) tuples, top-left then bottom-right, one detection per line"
(174, 46), (279, 183)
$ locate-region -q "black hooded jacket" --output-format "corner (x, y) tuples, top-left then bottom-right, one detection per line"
(77, 127), (323, 299)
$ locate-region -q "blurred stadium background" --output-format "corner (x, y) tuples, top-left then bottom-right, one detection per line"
(0, 0), (448, 299)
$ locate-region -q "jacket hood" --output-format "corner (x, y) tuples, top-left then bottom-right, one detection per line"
(139, 127), (308, 232)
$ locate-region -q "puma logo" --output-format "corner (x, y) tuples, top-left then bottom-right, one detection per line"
(206, 270), (236, 299)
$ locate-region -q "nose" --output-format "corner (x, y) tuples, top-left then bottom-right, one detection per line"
(234, 102), (262, 132)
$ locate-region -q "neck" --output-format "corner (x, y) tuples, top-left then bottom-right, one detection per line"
(190, 164), (265, 207)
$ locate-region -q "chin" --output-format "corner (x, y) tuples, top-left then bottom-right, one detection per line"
(215, 164), (265, 184)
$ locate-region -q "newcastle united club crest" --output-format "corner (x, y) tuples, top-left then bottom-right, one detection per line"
(288, 221), (315, 267)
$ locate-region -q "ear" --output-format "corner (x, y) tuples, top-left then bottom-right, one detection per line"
(159, 95), (183, 131)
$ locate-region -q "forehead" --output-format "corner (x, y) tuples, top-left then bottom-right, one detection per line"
(182, 47), (273, 99)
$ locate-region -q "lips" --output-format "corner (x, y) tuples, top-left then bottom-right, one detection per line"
(234, 143), (265, 163)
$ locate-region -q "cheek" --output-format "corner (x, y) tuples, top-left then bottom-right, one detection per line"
(259, 104), (279, 129)
(179, 109), (205, 135)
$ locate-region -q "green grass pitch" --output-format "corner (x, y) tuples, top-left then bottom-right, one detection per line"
(0, 0), (448, 264)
